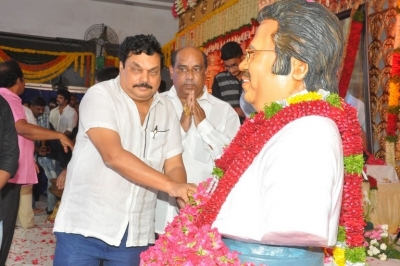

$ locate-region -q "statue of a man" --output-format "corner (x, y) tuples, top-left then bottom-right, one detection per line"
(142, 1), (365, 265)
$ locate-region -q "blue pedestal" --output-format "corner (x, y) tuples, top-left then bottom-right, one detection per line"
(222, 238), (324, 266)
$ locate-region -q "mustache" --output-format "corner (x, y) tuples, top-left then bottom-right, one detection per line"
(242, 71), (251, 79)
(133, 83), (153, 89)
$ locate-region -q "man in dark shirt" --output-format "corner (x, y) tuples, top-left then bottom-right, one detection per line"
(0, 95), (19, 250)
(212, 41), (246, 122)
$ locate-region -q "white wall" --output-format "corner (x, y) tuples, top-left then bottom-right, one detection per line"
(0, 0), (178, 45)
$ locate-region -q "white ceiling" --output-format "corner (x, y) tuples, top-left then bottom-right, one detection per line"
(92, 0), (174, 10)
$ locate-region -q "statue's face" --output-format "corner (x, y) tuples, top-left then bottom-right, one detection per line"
(239, 19), (298, 111)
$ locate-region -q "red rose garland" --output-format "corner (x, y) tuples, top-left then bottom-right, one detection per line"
(338, 18), (364, 98)
(195, 99), (363, 228)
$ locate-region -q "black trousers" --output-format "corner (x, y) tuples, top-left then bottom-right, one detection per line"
(0, 183), (21, 266)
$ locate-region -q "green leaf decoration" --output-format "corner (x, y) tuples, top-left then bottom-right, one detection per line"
(326, 93), (342, 109)
(343, 154), (364, 174)
(386, 248), (400, 259)
(346, 247), (366, 263)
(212, 167), (224, 179)
(337, 226), (346, 242)
(386, 135), (399, 143)
(264, 102), (283, 119)
(387, 105), (400, 114)
(352, 10), (365, 23)
(249, 112), (256, 119)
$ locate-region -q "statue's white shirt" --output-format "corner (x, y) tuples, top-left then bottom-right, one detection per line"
(213, 114), (344, 247)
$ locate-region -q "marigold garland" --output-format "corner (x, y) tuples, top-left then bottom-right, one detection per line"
(0, 45), (94, 85)
(142, 90), (366, 265)
(386, 5), (400, 158)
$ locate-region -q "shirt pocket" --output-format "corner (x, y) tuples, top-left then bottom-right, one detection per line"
(146, 130), (168, 170)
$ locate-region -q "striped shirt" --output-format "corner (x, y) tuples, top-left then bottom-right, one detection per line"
(211, 71), (242, 108)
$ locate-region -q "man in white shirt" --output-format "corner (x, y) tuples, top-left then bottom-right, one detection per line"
(53, 34), (197, 266)
(155, 47), (240, 233)
(49, 89), (78, 138)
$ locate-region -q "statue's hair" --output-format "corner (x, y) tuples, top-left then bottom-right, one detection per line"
(258, 0), (343, 93)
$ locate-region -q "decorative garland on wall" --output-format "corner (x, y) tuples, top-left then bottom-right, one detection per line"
(0, 45), (95, 86)
(385, 2), (400, 166)
(105, 55), (120, 68)
(162, 0), (258, 67)
(338, 10), (365, 98)
(172, 0), (199, 18)
(202, 19), (258, 55)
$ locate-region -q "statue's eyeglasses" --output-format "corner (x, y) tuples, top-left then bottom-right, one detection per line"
(245, 49), (275, 62)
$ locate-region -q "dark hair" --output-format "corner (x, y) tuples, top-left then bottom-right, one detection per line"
(95, 66), (120, 82)
(119, 35), (164, 69)
(258, 0), (343, 93)
(220, 41), (243, 61)
(57, 89), (71, 103)
(30, 96), (47, 107)
(171, 47), (208, 69)
(0, 60), (24, 88)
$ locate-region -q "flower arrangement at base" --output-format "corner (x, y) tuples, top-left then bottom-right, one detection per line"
(141, 90), (365, 265)
(364, 225), (390, 260)
(364, 224), (400, 261)
(140, 179), (260, 265)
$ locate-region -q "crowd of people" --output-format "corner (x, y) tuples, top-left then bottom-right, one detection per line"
(0, 0), (366, 265)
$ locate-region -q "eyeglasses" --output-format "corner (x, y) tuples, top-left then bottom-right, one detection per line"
(245, 49), (275, 62)
(225, 64), (239, 70)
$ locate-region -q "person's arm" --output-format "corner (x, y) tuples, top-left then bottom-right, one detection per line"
(164, 154), (187, 208)
(234, 107), (245, 118)
(211, 77), (223, 100)
(0, 101), (19, 189)
(64, 110), (78, 136)
(15, 119), (73, 153)
(86, 127), (196, 202)
(0, 170), (11, 190)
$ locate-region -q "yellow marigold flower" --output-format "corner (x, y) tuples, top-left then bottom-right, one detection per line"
(388, 82), (399, 106)
(287, 91), (323, 105)
(333, 247), (346, 266)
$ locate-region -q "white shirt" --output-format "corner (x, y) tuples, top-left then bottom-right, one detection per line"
(23, 106), (37, 125)
(49, 104), (78, 133)
(155, 86), (240, 233)
(54, 77), (183, 247)
(345, 93), (365, 131)
(213, 115), (344, 247)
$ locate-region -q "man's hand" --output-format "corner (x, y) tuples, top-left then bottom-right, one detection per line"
(167, 182), (197, 205)
(56, 169), (67, 189)
(180, 93), (193, 132)
(34, 162), (40, 173)
(192, 100), (206, 127)
(59, 133), (74, 153)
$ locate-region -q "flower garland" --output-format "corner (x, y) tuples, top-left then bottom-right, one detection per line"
(163, 0), (258, 62)
(338, 10), (365, 98)
(364, 225), (390, 260)
(0, 45), (94, 85)
(385, 0), (400, 167)
(172, 0), (189, 17)
(142, 90), (366, 265)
